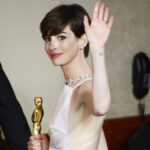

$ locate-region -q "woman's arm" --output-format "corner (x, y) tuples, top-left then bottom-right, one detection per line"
(82, 2), (114, 116)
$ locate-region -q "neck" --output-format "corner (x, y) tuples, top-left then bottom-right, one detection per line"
(60, 55), (92, 80)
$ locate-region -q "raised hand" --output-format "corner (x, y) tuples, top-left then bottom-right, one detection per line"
(84, 2), (114, 51)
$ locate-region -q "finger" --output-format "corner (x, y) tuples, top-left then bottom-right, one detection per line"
(28, 145), (41, 150)
(83, 15), (90, 32)
(29, 136), (36, 140)
(28, 138), (42, 146)
(33, 134), (43, 140)
(98, 3), (105, 19)
(28, 145), (32, 150)
(31, 140), (42, 147)
(103, 7), (109, 22)
(92, 2), (100, 19)
(28, 144), (41, 150)
(108, 15), (114, 28)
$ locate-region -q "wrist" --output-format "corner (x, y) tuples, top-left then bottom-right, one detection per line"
(89, 43), (105, 50)
(90, 45), (105, 52)
(90, 47), (105, 56)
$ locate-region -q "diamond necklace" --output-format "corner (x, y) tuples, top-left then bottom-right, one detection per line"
(64, 74), (92, 84)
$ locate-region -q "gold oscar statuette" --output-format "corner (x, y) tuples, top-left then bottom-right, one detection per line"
(32, 97), (44, 136)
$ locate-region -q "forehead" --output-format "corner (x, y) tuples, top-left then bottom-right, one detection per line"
(49, 25), (75, 37)
(62, 25), (71, 32)
(57, 25), (73, 35)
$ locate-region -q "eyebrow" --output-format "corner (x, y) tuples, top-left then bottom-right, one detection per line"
(60, 32), (67, 34)
(45, 32), (67, 37)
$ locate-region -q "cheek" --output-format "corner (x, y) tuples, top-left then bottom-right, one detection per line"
(45, 43), (49, 53)
(62, 39), (79, 53)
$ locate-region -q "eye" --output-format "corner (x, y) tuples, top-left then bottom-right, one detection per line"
(44, 37), (51, 42)
(58, 35), (66, 40)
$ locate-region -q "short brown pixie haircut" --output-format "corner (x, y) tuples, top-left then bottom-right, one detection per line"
(40, 4), (91, 57)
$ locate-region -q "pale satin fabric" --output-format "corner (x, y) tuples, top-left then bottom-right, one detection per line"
(49, 77), (99, 150)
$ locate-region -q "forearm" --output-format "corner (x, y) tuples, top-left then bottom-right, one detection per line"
(91, 46), (111, 115)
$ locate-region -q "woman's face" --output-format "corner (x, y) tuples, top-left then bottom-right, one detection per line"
(44, 25), (81, 66)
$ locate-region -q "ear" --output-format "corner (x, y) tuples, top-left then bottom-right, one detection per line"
(79, 34), (88, 49)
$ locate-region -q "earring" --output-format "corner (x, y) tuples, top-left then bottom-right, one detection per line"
(80, 48), (83, 51)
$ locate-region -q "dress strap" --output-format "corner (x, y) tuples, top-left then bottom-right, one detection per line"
(72, 77), (92, 90)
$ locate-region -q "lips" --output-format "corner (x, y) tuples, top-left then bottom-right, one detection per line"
(50, 53), (63, 59)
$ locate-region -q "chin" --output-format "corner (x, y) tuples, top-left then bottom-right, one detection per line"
(51, 60), (66, 66)
(50, 57), (71, 67)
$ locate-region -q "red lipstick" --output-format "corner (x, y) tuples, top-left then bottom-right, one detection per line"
(50, 53), (63, 59)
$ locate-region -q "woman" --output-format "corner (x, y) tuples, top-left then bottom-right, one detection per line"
(28, 1), (113, 150)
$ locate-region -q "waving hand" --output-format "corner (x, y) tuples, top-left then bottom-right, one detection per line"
(84, 2), (114, 51)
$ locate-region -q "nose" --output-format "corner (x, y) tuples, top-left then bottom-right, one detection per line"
(49, 37), (58, 51)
